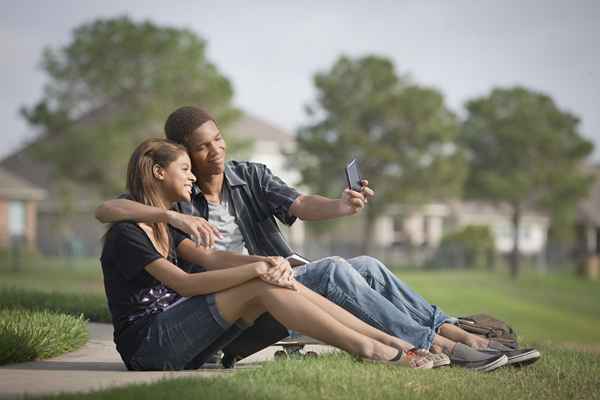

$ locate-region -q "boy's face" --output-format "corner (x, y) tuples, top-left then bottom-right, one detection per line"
(186, 120), (227, 178)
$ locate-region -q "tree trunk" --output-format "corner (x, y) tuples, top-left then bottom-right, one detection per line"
(510, 204), (522, 279)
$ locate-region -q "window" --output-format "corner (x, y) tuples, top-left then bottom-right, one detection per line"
(8, 201), (26, 236)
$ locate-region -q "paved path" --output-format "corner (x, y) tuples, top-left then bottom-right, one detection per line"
(0, 323), (333, 399)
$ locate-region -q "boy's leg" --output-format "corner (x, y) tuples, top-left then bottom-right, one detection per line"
(346, 256), (456, 331)
(295, 257), (436, 349)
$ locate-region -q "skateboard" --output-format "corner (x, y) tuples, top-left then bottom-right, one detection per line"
(273, 337), (323, 359)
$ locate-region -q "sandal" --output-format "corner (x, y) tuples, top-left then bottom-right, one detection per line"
(365, 349), (434, 369)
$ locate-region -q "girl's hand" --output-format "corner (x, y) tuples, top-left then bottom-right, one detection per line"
(255, 258), (296, 290)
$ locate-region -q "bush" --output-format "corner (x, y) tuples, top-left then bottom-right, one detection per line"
(431, 225), (496, 269)
(0, 287), (111, 322)
(0, 308), (88, 365)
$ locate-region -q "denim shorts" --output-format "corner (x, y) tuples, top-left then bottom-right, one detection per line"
(129, 294), (248, 370)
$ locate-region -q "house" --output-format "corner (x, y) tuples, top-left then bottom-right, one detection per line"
(320, 200), (550, 264)
(0, 167), (46, 252)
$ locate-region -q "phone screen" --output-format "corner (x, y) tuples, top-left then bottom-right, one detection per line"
(345, 159), (363, 191)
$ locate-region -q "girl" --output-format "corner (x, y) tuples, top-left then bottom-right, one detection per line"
(101, 138), (438, 371)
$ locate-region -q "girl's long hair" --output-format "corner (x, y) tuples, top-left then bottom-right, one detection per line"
(126, 138), (188, 256)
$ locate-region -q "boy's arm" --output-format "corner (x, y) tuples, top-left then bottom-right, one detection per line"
(95, 198), (220, 247)
(289, 181), (375, 221)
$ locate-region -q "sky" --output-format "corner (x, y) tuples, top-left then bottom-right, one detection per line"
(1, 0), (599, 160)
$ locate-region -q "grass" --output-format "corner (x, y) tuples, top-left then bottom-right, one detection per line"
(0, 254), (111, 322)
(36, 348), (600, 400)
(0, 308), (88, 365)
(0, 287), (111, 322)
(396, 268), (600, 345)
(1, 256), (600, 399)
(0, 255), (104, 295)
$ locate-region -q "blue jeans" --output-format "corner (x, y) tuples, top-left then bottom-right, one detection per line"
(294, 256), (454, 349)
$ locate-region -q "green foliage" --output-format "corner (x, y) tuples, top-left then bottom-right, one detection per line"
(21, 16), (241, 195)
(0, 308), (88, 365)
(291, 55), (466, 242)
(460, 86), (594, 275)
(0, 287), (111, 322)
(433, 225), (495, 269)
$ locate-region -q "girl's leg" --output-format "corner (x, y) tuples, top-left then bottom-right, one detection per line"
(214, 278), (399, 361)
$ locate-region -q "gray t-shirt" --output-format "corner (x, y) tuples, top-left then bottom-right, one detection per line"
(207, 188), (249, 255)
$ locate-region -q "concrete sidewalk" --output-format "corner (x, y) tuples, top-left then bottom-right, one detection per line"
(0, 323), (332, 399)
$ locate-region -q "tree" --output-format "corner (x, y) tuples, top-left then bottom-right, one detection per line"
(291, 55), (466, 252)
(460, 86), (594, 278)
(21, 16), (245, 196)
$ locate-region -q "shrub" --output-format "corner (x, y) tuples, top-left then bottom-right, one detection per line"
(0, 308), (88, 365)
(431, 225), (496, 269)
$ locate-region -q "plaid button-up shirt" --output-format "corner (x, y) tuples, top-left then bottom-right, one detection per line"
(175, 160), (302, 257)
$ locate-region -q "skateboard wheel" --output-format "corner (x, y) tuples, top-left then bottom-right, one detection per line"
(305, 351), (318, 358)
(274, 350), (289, 360)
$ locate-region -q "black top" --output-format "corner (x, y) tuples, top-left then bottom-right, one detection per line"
(100, 222), (189, 362)
(175, 160), (302, 257)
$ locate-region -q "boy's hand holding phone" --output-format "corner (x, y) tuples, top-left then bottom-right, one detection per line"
(339, 159), (375, 215)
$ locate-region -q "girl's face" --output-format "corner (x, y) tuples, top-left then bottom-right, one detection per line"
(156, 152), (196, 203)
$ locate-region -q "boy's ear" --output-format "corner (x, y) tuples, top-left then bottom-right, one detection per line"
(152, 164), (165, 180)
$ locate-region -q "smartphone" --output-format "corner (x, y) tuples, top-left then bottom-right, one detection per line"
(345, 159), (363, 192)
(286, 253), (310, 267)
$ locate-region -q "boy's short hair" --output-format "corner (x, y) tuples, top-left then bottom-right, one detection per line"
(164, 106), (215, 146)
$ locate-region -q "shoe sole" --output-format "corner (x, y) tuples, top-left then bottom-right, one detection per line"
(508, 350), (541, 367)
(433, 359), (451, 368)
(472, 354), (508, 372)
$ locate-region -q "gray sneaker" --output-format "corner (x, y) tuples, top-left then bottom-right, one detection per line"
(449, 343), (508, 372)
(484, 340), (541, 366)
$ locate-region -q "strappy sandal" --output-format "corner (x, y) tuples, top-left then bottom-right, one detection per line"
(365, 349), (434, 369)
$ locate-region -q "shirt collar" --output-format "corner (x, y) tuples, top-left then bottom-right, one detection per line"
(191, 162), (247, 197)
(224, 162), (247, 187)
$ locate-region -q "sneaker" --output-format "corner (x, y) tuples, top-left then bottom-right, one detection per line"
(485, 340), (541, 366)
(449, 343), (508, 372)
(407, 348), (450, 368)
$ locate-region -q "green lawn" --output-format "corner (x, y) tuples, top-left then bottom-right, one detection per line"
(1, 257), (600, 399)
(0, 255), (104, 295)
(37, 348), (600, 400)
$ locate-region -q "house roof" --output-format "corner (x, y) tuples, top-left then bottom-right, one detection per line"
(0, 167), (46, 201)
(228, 114), (295, 145)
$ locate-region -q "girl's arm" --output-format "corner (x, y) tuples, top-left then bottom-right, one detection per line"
(176, 238), (267, 270)
(144, 257), (272, 297)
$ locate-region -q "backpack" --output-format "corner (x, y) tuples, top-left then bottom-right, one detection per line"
(457, 313), (519, 349)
